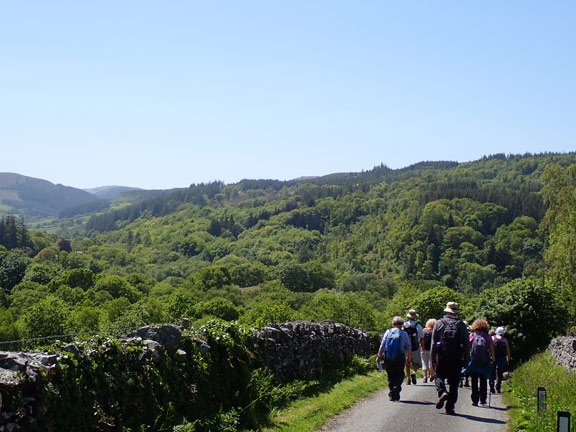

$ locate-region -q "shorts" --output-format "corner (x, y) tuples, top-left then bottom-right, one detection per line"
(410, 349), (422, 365)
(421, 350), (431, 370)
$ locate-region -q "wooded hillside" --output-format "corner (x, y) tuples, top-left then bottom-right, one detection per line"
(1, 152), (575, 365)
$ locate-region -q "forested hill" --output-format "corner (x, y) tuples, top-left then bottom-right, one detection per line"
(1, 152), (576, 369)
(0, 172), (100, 219)
(75, 152), (572, 294)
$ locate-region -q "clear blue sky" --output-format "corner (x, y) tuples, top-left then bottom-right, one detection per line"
(1, 1), (575, 190)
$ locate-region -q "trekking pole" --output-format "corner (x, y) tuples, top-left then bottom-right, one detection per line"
(488, 381), (492, 407)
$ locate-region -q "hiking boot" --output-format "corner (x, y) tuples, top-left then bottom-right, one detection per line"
(423, 377), (428, 383)
(392, 386), (401, 401)
(436, 393), (449, 409)
(411, 373), (416, 384)
(445, 408), (456, 415)
(472, 402), (478, 407)
(480, 401), (487, 406)
(490, 387), (496, 394)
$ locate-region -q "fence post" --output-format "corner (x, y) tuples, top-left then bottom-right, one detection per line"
(537, 387), (547, 413)
(557, 411), (570, 432)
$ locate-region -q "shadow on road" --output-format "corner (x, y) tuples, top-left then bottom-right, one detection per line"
(486, 406), (507, 412)
(398, 400), (435, 406)
(454, 413), (506, 424)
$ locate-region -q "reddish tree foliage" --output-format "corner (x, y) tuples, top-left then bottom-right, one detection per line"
(57, 239), (72, 252)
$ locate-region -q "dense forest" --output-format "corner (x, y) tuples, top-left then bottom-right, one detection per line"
(1, 153), (575, 363)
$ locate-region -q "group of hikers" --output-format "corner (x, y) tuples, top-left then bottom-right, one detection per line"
(376, 302), (511, 415)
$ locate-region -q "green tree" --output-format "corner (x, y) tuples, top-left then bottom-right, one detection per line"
(411, 286), (466, 323)
(23, 263), (61, 285)
(475, 277), (566, 363)
(190, 266), (232, 291)
(18, 296), (72, 339)
(74, 306), (101, 332)
(301, 291), (376, 330)
(193, 297), (240, 321)
(0, 309), (18, 341)
(94, 275), (141, 303)
(0, 251), (29, 293)
(541, 164), (576, 323)
(61, 268), (96, 291)
(241, 300), (295, 328)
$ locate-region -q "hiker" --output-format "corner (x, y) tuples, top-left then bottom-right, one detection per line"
(403, 309), (424, 385)
(490, 326), (511, 393)
(430, 301), (470, 415)
(464, 318), (495, 406)
(422, 318), (436, 383)
(377, 316), (412, 401)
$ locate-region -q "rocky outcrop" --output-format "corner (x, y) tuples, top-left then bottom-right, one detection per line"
(548, 336), (576, 373)
(254, 320), (372, 382)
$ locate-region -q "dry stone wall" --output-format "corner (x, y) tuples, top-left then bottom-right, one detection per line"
(0, 321), (373, 431)
(254, 320), (373, 382)
(548, 336), (576, 373)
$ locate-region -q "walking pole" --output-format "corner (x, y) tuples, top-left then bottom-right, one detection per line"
(488, 366), (492, 407)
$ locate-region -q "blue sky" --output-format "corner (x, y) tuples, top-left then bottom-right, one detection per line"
(1, 1), (575, 189)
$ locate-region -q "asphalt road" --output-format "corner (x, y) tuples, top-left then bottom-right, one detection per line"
(319, 377), (508, 432)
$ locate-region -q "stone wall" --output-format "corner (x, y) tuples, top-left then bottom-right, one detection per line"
(548, 336), (576, 373)
(0, 321), (373, 431)
(254, 320), (373, 382)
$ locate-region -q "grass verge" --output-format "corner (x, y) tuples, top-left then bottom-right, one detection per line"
(260, 370), (387, 432)
(504, 351), (576, 431)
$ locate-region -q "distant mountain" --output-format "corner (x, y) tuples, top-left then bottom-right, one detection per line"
(84, 185), (143, 200)
(0, 173), (99, 220)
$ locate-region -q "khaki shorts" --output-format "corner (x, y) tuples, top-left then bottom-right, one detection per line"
(410, 349), (422, 365)
(421, 350), (432, 370)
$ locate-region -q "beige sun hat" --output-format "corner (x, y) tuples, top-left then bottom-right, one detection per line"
(406, 309), (419, 319)
(444, 301), (459, 314)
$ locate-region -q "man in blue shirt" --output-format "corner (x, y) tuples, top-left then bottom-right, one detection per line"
(377, 316), (412, 401)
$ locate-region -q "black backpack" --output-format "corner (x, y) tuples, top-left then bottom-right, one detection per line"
(494, 337), (507, 358)
(403, 322), (420, 351)
(423, 329), (432, 351)
(439, 319), (463, 360)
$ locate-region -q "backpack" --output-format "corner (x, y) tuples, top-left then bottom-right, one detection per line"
(438, 319), (463, 360)
(494, 337), (507, 358)
(382, 328), (402, 361)
(403, 322), (420, 351)
(470, 333), (490, 365)
(423, 329), (432, 351)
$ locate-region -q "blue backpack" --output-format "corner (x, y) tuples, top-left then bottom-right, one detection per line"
(383, 328), (402, 361)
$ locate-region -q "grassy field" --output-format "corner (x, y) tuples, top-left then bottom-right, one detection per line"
(504, 352), (576, 432)
(261, 370), (387, 432)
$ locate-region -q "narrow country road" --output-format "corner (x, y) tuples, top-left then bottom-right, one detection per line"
(319, 378), (507, 432)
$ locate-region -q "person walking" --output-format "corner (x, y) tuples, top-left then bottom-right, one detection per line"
(377, 316), (412, 401)
(430, 301), (470, 415)
(403, 309), (424, 385)
(422, 318), (436, 383)
(491, 326), (511, 393)
(465, 318), (495, 406)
